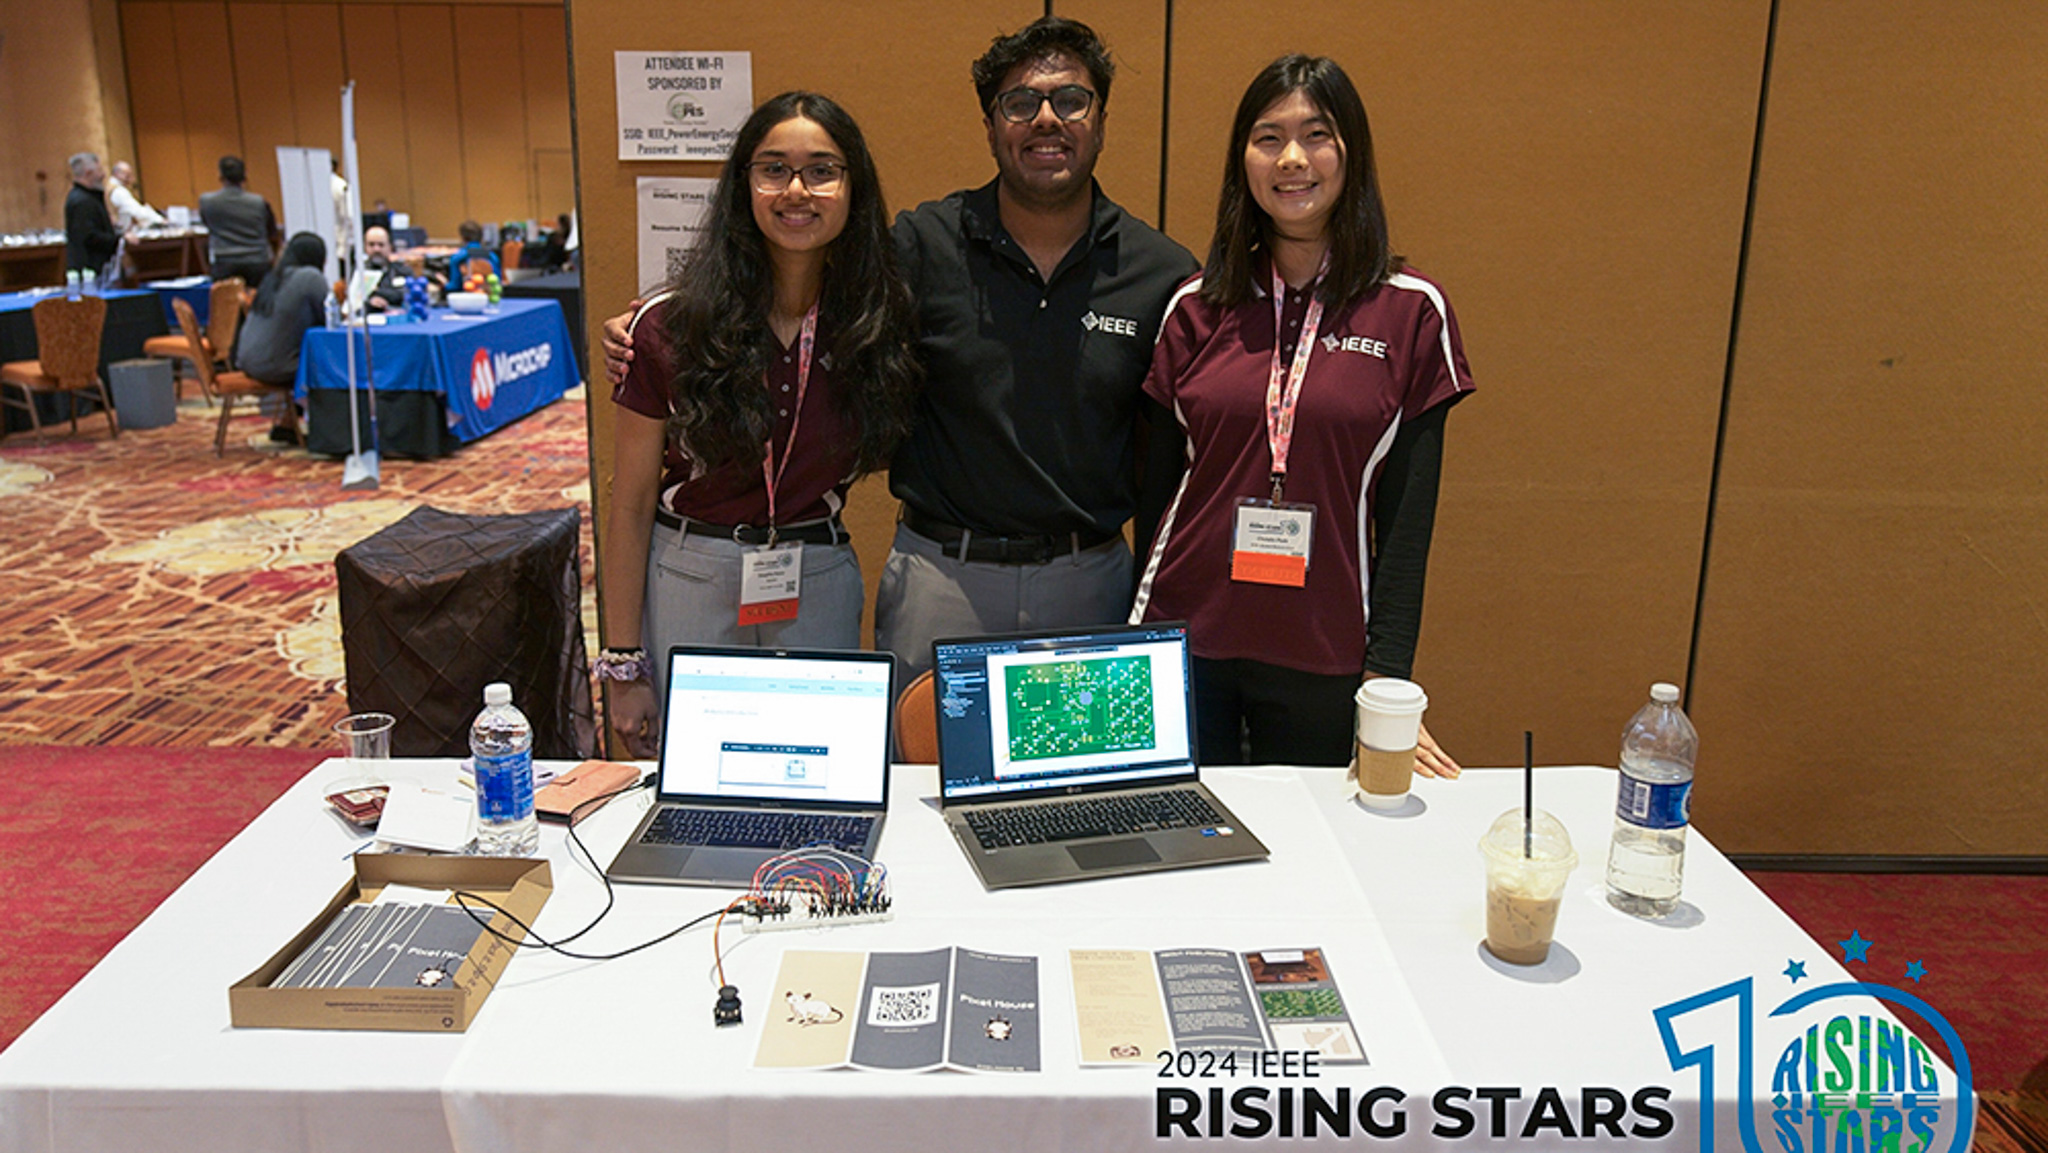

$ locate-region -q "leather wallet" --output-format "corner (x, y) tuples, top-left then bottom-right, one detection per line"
(534, 759), (644, 825)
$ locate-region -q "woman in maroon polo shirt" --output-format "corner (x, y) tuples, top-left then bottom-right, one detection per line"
(1131, 56), (1473, 772)
(601, 92), (919, 757)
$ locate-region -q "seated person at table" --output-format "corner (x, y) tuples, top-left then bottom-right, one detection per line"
(449, 219), (501, 280)
(360, 225), (407, 312)
(235, 232), (330, 439)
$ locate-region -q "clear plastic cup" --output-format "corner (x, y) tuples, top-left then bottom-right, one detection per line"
(333, 712), (395, 761)
(1479, 807), (1577, 964)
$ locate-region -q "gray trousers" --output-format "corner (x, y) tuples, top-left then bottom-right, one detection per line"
(873, 523), (1134, 682)
(643, 519), (864, 684)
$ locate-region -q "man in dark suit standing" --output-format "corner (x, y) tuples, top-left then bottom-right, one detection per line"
(64, 152), (119, 278)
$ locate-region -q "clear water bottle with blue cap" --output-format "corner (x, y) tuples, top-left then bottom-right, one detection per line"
(1604, 682), (1698, 917)
(471, 682), (537, 856)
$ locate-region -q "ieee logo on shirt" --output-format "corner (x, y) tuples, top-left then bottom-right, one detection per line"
(1321, 332), (1389, 359)
(1082, 310), (1141, 338)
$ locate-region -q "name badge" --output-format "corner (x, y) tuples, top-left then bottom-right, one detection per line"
(738, 543), (803, 626)
(1231, 499), (1315, 587)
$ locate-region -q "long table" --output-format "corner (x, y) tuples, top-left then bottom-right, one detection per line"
(0, 762), (1972, 1153)
(295, 298), (578, 459)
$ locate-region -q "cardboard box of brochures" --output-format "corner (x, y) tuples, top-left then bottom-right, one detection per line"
(230, 854), (552, 1032)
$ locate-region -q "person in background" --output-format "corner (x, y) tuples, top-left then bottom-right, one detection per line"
(330, 159), (353, 277)
(601, 18), (1198, 684)
(234, 231), (328, 443)
(360, 225), (407, 311)
(600, 92), (920, 757)
(200, 156), (277, 288)
(1129, 55), (1471, 774)
(64, 152), (119, 276)
(106, 161), (166, 230)
(450, 220), (500, 279)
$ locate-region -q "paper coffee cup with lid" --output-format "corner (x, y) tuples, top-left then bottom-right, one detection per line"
(1350, 678), (1427, 807)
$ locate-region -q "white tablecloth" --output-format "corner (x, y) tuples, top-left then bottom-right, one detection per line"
(0, 760), (1969, 1152)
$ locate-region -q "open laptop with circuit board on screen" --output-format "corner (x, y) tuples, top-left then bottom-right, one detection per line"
(932, 622), (1268, 889)
(604, 644), (896, 887)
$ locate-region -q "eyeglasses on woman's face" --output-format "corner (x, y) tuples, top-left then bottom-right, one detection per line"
(990, 84), (1096, 124)
(747, 160), (847, 195)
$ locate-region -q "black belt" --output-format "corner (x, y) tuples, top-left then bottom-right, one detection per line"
(902, 507), (1118, 565)
(655, 508), (848, 547)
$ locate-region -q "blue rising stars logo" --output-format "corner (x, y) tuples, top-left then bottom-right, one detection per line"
(1651, 961), (1973, 1153)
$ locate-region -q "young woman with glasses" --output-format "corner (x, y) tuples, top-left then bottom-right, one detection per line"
(601, 92), (919, 757)
(1130, 56), (1474, 776)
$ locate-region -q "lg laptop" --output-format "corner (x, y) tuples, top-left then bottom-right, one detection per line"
(933, 622), (1268, 889)
(605, 644), (896, 887)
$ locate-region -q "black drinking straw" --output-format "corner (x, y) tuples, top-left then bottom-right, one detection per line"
(1523, 731), (1534, 858)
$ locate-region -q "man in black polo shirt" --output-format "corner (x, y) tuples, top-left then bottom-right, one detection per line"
(876, 17), (1198, 680)
(602, 18), (1196, 680)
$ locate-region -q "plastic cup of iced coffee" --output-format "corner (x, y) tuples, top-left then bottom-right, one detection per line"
(1479, 808), (1577, 965)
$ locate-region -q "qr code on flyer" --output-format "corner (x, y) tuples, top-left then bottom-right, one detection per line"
(867, 982), (941, 1027)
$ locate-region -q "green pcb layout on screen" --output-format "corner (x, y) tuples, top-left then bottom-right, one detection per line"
(1003, 656), (1156, 762)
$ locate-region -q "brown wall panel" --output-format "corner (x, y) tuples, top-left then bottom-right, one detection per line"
(1163, 3), (1769, 776)
(171, 2), (246, 202)
(122, 2), (198, 207)
(229, 2), (299, 200)
(451, 7), (532, 228)
(1690, 4), (2048, 855)
(339, 4), (413, 211)
(393, 5), (465, 231)
(284, 4), (347, 152)
(518, 6), (569, 152)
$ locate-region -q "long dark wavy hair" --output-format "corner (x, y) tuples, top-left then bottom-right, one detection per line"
(661, 91), (919, 477)
(251, 232), (327, 317)
(1200, 55), (1401, 310)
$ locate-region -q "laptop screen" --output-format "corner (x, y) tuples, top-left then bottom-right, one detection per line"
(657, 646), (894, 806)
(933, 622), (1198, 802)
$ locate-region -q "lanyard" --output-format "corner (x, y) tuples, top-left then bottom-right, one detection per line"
(1265, 261), (1327, 502)
(759, 303), (818, 539)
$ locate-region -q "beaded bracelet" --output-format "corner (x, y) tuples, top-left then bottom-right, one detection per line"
(593, 647), (651, 683)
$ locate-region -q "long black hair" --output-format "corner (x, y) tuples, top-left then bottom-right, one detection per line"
(251, 232), (326, 317)
(661, 91), (919, 477)
(1201, 55), (1400, 310)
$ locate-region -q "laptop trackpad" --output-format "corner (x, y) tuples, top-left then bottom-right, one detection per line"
(1068, 838), (1161, 871)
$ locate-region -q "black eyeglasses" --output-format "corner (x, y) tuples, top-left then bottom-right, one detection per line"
(747, 160), (847, 194)
(991, 84), (1096, 124)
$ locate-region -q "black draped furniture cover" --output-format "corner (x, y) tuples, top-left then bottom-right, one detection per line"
(337, 505), (596, 759)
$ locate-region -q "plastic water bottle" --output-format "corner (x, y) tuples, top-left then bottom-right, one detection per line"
(65, 270), (81, 300)
(471, 683), (538, 856)
(1604, 682), (1698, 917)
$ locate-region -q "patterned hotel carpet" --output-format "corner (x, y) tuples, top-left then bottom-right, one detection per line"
(0, 387), (597, 748)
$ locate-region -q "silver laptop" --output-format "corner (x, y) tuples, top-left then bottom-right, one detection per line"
(605, 644), (896, 887)
(934, 622), (1268, 889)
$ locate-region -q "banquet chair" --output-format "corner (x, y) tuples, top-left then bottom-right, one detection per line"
(894, 668), (939, 764)
(142, 277), (245, 404)
(170, 298), (299, 456)
(499, 239), (524, 273)
(0, 295), (119, 443)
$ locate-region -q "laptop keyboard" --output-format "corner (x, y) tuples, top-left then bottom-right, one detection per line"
(962, 788), (1223, 850)
(639, 807), (874, 854)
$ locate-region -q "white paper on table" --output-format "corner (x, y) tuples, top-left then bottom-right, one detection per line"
(375, 783), (475, 853)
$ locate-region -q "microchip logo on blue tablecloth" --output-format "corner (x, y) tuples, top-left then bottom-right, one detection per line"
(471, 341), (555, 413)
(471, 347), (497, 410)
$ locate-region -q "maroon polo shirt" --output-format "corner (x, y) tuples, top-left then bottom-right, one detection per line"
(611, 292), (858, 527)
(1132, 267), (1475, 675)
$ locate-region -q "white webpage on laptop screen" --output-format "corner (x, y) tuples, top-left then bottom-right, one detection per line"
(658, 653), (891, 804)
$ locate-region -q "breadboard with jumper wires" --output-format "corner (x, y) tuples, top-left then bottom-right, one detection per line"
(735, 845), (893, 934)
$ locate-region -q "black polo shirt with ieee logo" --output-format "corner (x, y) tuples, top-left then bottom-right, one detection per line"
(889, 179), (1198, 539)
